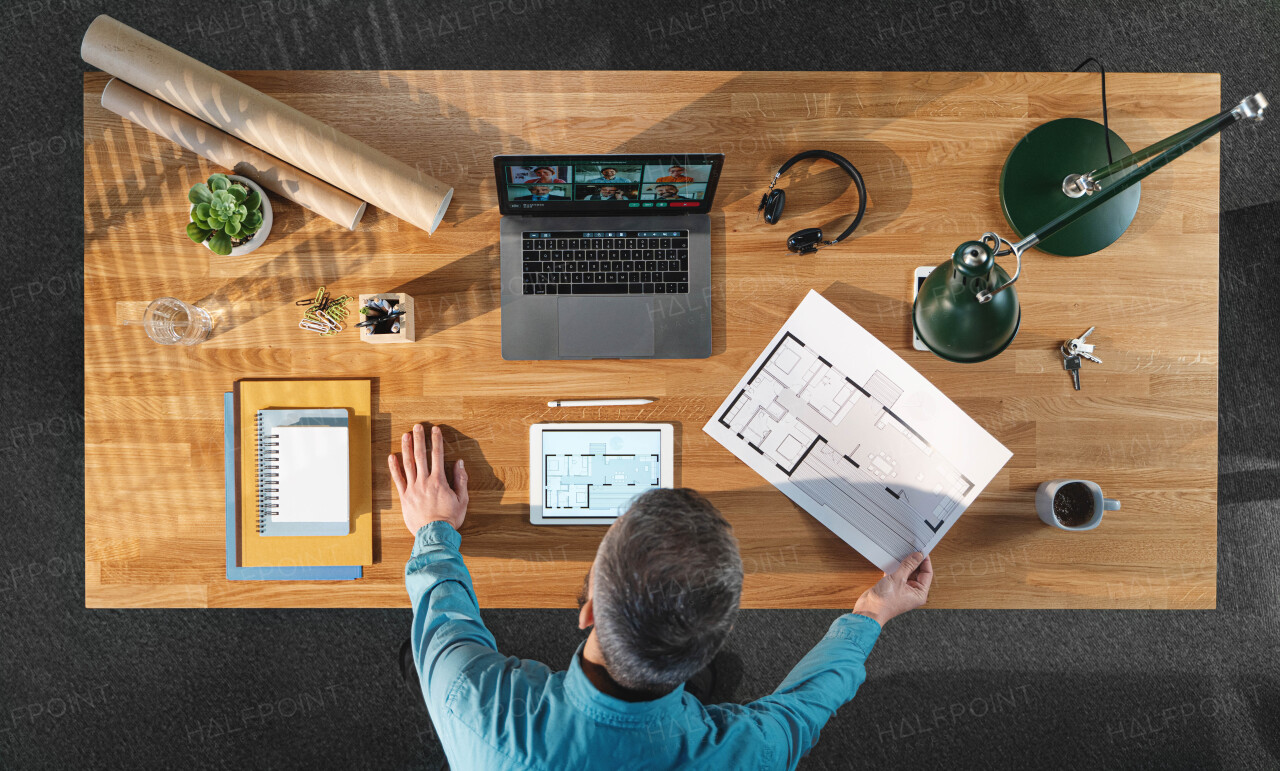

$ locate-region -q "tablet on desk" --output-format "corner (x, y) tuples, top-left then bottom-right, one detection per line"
(530, 423), (674, 525)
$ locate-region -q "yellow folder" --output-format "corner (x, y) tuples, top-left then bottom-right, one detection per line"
(237, 379), (373, 568)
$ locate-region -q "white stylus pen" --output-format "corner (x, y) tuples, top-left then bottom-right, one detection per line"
(548, 398), (653, 407)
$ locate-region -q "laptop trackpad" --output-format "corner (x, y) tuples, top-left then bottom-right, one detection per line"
(558, 297), (655, 358)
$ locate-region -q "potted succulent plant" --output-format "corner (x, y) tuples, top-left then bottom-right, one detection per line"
(186, 173), (272, 256)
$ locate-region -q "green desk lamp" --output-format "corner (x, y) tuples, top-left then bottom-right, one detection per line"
(913, 92), (1268, 363)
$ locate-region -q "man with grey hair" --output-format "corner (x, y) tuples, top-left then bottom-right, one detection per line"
(392, 423), (933, 770)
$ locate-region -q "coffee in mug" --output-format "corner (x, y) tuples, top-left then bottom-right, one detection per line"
(1035, 479), (1120, 531)
(1053, 482), (1095, 528)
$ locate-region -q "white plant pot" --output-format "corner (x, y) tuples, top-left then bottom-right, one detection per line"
(191, 174), (273, 257)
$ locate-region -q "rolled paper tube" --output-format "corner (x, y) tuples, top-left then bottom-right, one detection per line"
(82, 15), (453, 234)
(100, 79), (367, 231)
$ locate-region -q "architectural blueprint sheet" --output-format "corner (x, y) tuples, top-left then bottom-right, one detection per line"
(704, 290), (1012, 572)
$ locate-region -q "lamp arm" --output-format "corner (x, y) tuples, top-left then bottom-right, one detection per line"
(1066, 93), (1267, 195)
(1087, 112), (1225, 185)
(1037, 92), (1266, 245)
(977, 92), (1266, 305)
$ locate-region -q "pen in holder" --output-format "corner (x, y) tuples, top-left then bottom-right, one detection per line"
(357, 293), (415, 344)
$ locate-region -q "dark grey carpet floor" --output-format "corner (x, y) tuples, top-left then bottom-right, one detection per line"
(2, 1), (1277, 768)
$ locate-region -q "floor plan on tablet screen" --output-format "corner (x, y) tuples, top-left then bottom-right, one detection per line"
(704, 290), (1012, 572)
(542, 429), (662, 516)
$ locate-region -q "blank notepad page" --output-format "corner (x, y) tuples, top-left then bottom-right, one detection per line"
(272, 425), (350, 526)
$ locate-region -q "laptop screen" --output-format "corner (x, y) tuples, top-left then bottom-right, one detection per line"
(494, 153), (724, 216)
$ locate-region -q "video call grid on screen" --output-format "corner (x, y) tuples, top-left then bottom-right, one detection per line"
(494, 154), (724, 215)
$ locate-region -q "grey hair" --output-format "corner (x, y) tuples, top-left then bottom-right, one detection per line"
(592, 488), (743, 692)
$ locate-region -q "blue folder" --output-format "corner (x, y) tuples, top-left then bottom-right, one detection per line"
(224, 391), (362, 581)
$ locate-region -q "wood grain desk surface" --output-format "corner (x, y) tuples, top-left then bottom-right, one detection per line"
(83, 70), (1219, 609)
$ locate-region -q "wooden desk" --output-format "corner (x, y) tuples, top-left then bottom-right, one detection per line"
(84, 70), (1218, 609)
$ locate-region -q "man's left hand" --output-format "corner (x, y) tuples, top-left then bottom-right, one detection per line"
(852, 551), (933, 626)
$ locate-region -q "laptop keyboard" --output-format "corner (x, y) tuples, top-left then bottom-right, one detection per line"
(521, 231), (689, 295)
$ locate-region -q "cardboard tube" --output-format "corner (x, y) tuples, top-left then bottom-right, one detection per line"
(101, 79), (367, 231)
(82, 15), (452, 234)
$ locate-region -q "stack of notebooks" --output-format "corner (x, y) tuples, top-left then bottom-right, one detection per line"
(223, 379), (374, 580)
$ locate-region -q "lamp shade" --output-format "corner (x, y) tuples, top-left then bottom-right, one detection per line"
(912, 240), (1020, 363)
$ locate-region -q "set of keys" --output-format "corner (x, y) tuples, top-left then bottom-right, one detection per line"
(1061, 326), (1101, 390)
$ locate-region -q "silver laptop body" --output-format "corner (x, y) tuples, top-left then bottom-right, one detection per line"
(500, 215), (711, 359)
(496, 154), (722, 360)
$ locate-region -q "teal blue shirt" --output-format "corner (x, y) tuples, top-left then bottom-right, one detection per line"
(407, 521), (881, 771)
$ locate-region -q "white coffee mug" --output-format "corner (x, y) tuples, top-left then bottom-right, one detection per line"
(1035, 479), (1120, 531)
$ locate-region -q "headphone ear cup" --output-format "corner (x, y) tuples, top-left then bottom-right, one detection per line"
(763, 189), (785, 224)
(787, 227), (823, 254)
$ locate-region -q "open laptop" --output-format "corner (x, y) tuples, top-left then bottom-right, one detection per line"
(496, 153), (724, 360)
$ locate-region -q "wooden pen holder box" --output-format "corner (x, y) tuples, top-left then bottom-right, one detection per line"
(357, 293), (415, 343)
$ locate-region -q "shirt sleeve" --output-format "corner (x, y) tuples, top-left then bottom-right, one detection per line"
(745, 613), (881, 771)
(405, 521), (500, 710)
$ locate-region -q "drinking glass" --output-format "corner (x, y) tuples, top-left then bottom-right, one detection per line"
(141, 297), (213, 345)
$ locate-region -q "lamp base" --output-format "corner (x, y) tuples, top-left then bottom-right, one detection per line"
(999, 118), (1140, 257)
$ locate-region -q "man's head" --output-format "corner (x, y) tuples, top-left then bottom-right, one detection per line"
(656, 184), (679, 199)
(532, 167), (556, 181)
(597, 186), (617, 198)
(667, 165), (685, 177)
(578, 488), (743, 693)
(600, 167), (617, 179)
(529, 185), (551, 197)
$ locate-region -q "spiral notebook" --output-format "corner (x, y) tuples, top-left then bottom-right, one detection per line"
(257, 409), (351, 537)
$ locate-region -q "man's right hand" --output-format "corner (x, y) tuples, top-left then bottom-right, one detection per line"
(389, 424), (469, 535)
(852, 551), (933, 626)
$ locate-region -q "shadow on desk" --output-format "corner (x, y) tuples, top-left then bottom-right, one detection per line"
(821, 279), (1063, 356)
(372, 416), (513, 560)
(87, 68), (972, 343)
(375, 68), (935, 344)
(389, 243), (504, 341)
(193, 220), (385, 341)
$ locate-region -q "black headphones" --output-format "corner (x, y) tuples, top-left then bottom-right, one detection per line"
(758, 150), (867, 254)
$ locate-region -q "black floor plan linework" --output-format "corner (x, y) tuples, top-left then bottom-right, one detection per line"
(717, 331), (975, 559)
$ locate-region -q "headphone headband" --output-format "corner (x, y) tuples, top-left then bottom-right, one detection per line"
(775, 149), (857, 179)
